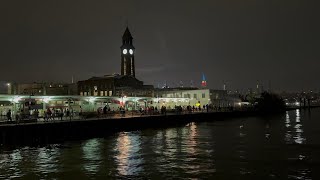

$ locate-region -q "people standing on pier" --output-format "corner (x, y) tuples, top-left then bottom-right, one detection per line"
(103, 106), (107, 115)
(59, 109), (64, 120)
(47, 108), (52, 121)
(79, 106), (83, 119)
(66, 109), (70, 120)
(34, 109), (39, 120)
(6, 109), (12, 121)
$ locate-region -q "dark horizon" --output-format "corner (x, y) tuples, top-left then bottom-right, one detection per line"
(0, 0), (319, 92)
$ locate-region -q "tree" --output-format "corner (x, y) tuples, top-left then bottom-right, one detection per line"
(256, 92), (286, 113)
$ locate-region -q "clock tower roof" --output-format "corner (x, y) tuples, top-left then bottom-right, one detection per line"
(122, 27), (133, 40)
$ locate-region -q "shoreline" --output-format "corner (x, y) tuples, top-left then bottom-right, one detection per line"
(0, 107), (318, 147)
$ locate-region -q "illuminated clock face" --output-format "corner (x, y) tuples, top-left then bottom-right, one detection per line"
(122, 49), (127, 54)
(129, 49), (133, 55)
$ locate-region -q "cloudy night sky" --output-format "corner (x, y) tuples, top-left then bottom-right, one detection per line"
(0, 0), (319, 91)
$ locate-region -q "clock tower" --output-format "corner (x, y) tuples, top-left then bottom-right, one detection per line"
(121, 27), (135, 77)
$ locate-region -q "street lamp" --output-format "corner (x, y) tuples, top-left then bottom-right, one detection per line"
(6, 83), (11, 94)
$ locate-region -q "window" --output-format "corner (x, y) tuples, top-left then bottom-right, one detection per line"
(94, 86), (98, 91)
(109, 91), (112, 96)
(194, 94), (197, 99)
(202, 93), (205, 98)
(104, 91), (108, 96)
(100, 91), (104, 96)
(184, 94), (188, 98)
(80, 92), (83, 96)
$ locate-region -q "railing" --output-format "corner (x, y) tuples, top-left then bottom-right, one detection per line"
(0, 107), (253, 125)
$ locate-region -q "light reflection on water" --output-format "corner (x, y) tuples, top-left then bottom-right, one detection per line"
(285, 109), (306, 145)
(114, 132), (143, 176)
(35, 146), (60, 176)
(82, 138), (102, 175)
(0, 109), (319, 179)
(284, 109), (310, 180)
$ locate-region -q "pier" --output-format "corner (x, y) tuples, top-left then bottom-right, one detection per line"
(0, 110), (260, 146)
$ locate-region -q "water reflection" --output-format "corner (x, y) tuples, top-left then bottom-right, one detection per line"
(296, 109), (301, 123)
(82, 139), (102, 175)
(185, 122), (202, 174)
(114, 132), (143, 176)
(285, 109), (310, 179)
(187, 122), (197, 156)
(0, 109), (319, 179)
(35, 146), (60, 175)
(0, 149), (24, 179)
(294, 109), (305, 144)
(286, 111), (291, 128)
(9, 150), (23, 178)
(285, 110), (306, 144)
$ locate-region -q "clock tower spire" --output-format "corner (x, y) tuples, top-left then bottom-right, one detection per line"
(121, 27), (135, 77)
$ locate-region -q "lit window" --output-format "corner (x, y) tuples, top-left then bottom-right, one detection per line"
(202, 93), (205, 98)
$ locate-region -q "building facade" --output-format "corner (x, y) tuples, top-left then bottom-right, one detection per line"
(77, 27), (154, 97)
(5, 82), (77, 96)
(157, 88), (242, 108)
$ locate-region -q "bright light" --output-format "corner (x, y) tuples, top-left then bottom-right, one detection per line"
(43, 97), (51, 103)
(295, 102), (300, 106)
(123, 49), (127, 54)
(7, 83), (11, 86)
(12, 96), (21, 103)
(129, 49), (133, 55)
(88, 97), (96, 103)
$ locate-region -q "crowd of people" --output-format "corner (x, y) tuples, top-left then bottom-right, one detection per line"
(2, 103), (238, 123)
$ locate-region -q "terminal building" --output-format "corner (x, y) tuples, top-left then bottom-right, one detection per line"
(77, 27), (154, 98)
(7, 82), (77, 96)
(0, 27), (244, 119)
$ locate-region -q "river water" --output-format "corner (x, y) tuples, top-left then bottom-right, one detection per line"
(1, 109), (320, 179)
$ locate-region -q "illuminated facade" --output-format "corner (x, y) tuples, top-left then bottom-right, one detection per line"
(157, 88), (241, 107)
(0, 94), (189, 118)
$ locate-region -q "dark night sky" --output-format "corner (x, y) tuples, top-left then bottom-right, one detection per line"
(0, 0), (319, 91)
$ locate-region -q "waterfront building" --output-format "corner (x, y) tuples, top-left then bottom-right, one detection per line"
(0, 94), (188, 119)
(78, 27), (154, 98)
(5, 82), (77, 96)
(157, 88), (242, 108)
